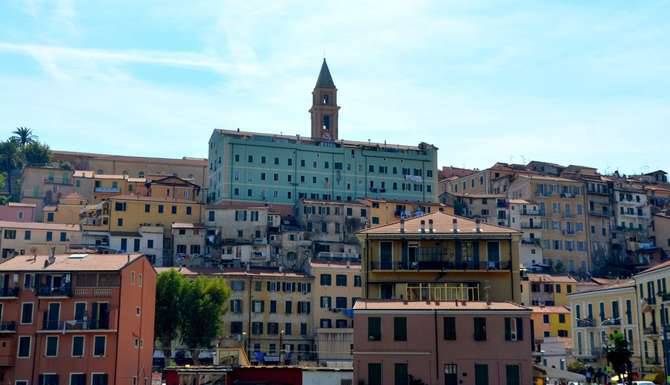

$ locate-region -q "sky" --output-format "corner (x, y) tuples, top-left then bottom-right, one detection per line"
(0, 0), (668, 175)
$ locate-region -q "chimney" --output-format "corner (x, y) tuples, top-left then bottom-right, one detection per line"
(420, 220), (426, 233)
(475, 218), (481, 233)
(399, 218), (405, 233)
(428, 219), (434, 233)
(452, 218), (459, 233)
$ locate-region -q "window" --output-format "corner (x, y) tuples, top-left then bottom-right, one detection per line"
(300, 323), (308, 336)
(444, 317), (456, 340)
(320, 319), (332, 328)
(252, 300), (264, 313)
(559, 314), (566, 323)
(506, 365), (520, 385)
(267, 322), (279, 335)
(475, 364), (489, 385)
(394, 363), (408, 385)
(394, 317), (407, 341)
(368, 363), (382, 385)
(368, 317), (381, 341)
(230, 322), (243, 334)
(186, 206), (192, 215)
(543, 315), (549, 324)
(285, 301), (292, 314)
(336, 274), (347, 286)
(474, 317), (487, 341)
(92, 374), (108, 385)
(46, 231), (53, 241)
(335, 297), (347, 309)
(3, 229), (16, 239)
(72, 335), (85, 357)
(144, 204), (150, 213)
(20, 303), (33, 324)
(158, 205), (164, 213)
(45, 335), (59, 357)
(93, 336), (106, 357)
(24, 230), (31, 240)
(208, 211), (215, 221)
(354, 275), (362, 287)
(39, 374), (59, 385)
(320, 274), (332, 286)
(17, 335), (31, 358)
(171, 206), (177, 214)
(252, 322), (263, 335)
(70, 374), (86, 385)
(320, 296), (331, 308)
(505, 318), (523, 341)
(270, 300), (277, 313)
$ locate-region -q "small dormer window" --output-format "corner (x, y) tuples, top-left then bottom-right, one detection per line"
(322, 94), (329, 105)
(322, 115), (330, 130)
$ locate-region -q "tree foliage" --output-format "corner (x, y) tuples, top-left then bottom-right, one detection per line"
(0, 140), (21, 197)
(22, 141), (51, 166)
(154, 270), (230, 364)
(605, 330), (633, 385)
(0, 128), (52, 199)
(12, 127), (37, 147)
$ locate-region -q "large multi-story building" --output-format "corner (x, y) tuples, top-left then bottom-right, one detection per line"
(568, 280), (642, 371)
(611, 181), (653, 259)
(353, 300), (533, 385)
(207, 60), (438, 206)
(0, 252), (156, 385)
(0, 221), (82, 259)
(520, 274), (577, 306)
(307, 258), (361, 366)
(362, 198), (449, 227)
(529, 306), (571, 344)
(358, 211), (522, 303)
(19, 167), (75, 217)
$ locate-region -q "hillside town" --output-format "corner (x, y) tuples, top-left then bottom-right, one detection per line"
(1, 60), (669, 385)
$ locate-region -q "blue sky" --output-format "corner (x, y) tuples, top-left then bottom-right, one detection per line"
(0, 1), (668, 174)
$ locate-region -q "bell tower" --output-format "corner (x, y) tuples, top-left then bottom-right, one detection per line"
(310, 58), (340, 141)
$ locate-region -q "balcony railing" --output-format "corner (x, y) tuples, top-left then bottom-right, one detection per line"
(37, 285), (73, 297)
(644, 326), (658, 335)
(646, 358), (661, 365)
(94, 186), (120, 193)
(0, 287), (19, 297)
(520, 223), (542, 229)
(577, 318), (595, 327)
(601, 318), (621, 326)
(0, 321), (16, 332)
(370, 259), (512, 271)
(42, 319), (65, 330)
(521, 238), (541, 246)
(521, 210), (544, 216)
(65, 319), (111, 330)
(589, 210), (609, 217)
(43, 177), (73, 186)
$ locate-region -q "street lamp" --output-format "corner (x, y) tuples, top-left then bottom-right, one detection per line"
(279, 330), (285, 364)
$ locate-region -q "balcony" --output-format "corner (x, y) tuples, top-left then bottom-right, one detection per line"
(0, 287), (19, 298)
(589, 210), (609, 218)
(521, 209), (544, 216)
(521, 238), (541, 246)
(94, 186), (120, 193)
(65, 319), (111, 330)
(562, 230), (577, 236)
(520, 223), (542, 229)
(576, 318), (595, 328)
(0, 321), (16, 332)
(370, 259), (512, 272)
(43, 177), (73, 186)
(646, 358), (661, 365)
(562, 212), (576, 218)
(601, 318), (621, 326)
(42, 319), (65, 331)
(644, 326), (658, 336)
(661, 292), (670, 302)
(37, 285), (72, 298)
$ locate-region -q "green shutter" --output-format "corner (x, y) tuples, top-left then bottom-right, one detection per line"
(394, 363), (408, 385)
(369, 363), (382, 385)
(444, 317), (456, 340)
(506, 365), (520, 385)
(394, 317), (407, 341)
(516, 317), (524, 341)
(369, 317), (381, 341)
(504, 318), (511, 341)
(475, 364), (489, 385)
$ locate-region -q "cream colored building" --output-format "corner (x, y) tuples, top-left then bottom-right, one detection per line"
(19, 166), (75, 217)
(442, 192), (507, 226)
(307, 258), (361, 366)
(508, 199), (544, 269)
(0, 221), (82, 259)
(568, 280), (642, 372)
(653, 213), (670, 255)
(171, 223), (206, 265)
(520, 274), (577, 306)
(43, 192), (88, 225)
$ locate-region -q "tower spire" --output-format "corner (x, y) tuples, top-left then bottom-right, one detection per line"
(310, 58), (340, 141)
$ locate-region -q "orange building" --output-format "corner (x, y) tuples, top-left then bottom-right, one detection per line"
(0, 253), (156, 385)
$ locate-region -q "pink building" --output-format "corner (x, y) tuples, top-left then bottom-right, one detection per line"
(0, 203), (37, 222)
(353, 300), (533, 385)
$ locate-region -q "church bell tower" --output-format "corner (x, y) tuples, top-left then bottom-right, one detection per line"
(310, 59), (340, 141)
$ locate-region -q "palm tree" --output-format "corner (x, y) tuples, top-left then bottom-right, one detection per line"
(0, 140), (22, 197)
(12, 127), (36, 147)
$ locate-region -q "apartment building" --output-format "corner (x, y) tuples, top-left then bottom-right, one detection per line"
(307, 258), (361, 366)
(442, 193), (507, 226)
(19, 167), (75, 216)
(169, 267), (315, 364)
(296, 199), (366, 259)
(505, 174), (590, 274)
(520, 274), (576, 306)
(171, 223), (206, 266)
(0, 203), (37, 223)
(208, 60), (438, 206)
(445, 163), (520, 195)
(508, 199), (544, 269)
(353, 300), (533, 385)
(568, 280), (642, 371)
(652, 213), (670, 255)
(611, 181), (653, 257)
(358, 211), (522, 303)
(362, 198), (449, 227)
(0, 221), (82, 259)
(0, 253), (156, 385)
(108, 226), (165, 265)
(529, 306), (571, 344)
(52, 150), (208, 187)
(633, 260), (670, 374)
(43, 192), (88, 225)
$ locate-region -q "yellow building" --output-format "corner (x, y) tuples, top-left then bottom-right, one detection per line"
(307, 258), (361, 365)
(362, 199), (451, 227)
(652, 213), (670, 255)
(19, 166), (75, 217)
(0, 221), (82, 259)
(43, 192), (89, 225)
(163, 267), (315, 364)
(520, 273), (577, 306)
(633, 260), (670, 375)
(358, 211), (522, 303)
(568, 280), (642, 372)
(530, 306), (571, 344)
(106, 195), (202, 235)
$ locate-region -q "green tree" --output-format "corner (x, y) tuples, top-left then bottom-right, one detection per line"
(155, 270), (187, 361)
(12, 127), (36, 147)
(605, 330), (633, 385)
(21, 141), (51, 166)
(0, 140), (22, 197)
(180, 276), (230, 364)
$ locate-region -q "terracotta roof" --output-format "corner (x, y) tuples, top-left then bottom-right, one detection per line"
(42, 206), (58, 212)
(172, 223), (205, 229)
(529, 306), (570, 314)
(158, 266), (310, 279)
(109, 195), (199, 204)
(570, 279), (635, 295)
(309, 259), (361, 269)
(0, 221), (80, 231)
(7, 202), (37, 208)
(53, 150), (207, 166)
(0, 253), (144, 272)
(637, 259), (670, 275)
(62, 192), (86, 201)
(517, 174), (580, 183)
(508, 199), (531, 204)
(353, 300), (530, 312)
(448, 193), (506, 199)
(526, 274), (577, 283)
(359, 211), (518, 235)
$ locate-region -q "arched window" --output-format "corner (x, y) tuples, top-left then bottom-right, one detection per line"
(322, 94), (329, 105)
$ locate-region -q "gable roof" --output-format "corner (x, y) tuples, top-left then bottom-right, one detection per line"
(0, 253), (145, 272)
(358, 211), (518, 235)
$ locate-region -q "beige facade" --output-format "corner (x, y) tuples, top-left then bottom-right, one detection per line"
(612, 183), (653, 255)
(443, 193), (507, 226)
(307, 259), (361, 365)
(297, 200), (366, 258)
(171, 223), (206, 263)
(362, 198), (449, 227)
(43, 192), (88, 225)
(0, 221), (82, 259)
(508, 199), (544, 269)
(52, 150), (208, 187)
(520, 274), (576, 307)
(19, 167), (75, 217)
(653, 213), (670, 255)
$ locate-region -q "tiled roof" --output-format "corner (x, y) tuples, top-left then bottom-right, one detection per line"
(529, 306), (570, 314)
(0, 253), (144, 272)
(0, 221), (80, 231)
(109, 195), (198, 204)
(7, 202), (37, 208)
(172, 223), (205, 229)
(157, 266), (310, 279)
(526, 274), (577, 283)
(52, 150), (207, 166)
(637, 259), (670, 275)
(448, 193), (506, 199)
(570, 279), (635, 295)
(315, 59), (336, 88)
(353, 300), (530, 311)
(517, 174), (580, 183)
(358, 211), (518, 235)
